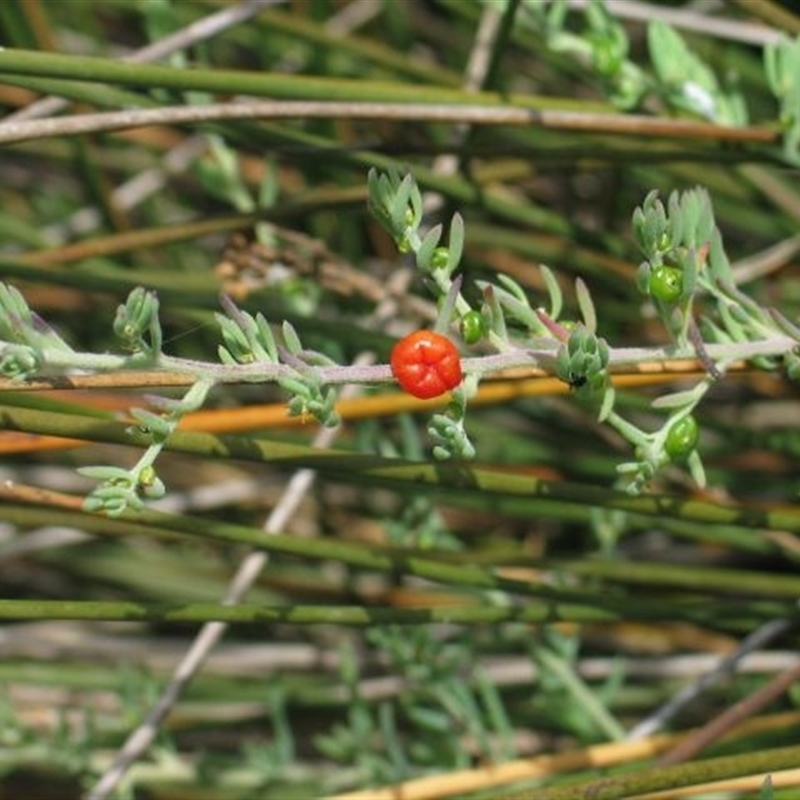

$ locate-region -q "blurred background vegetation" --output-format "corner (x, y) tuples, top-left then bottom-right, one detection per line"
(1, 0), (800, 798)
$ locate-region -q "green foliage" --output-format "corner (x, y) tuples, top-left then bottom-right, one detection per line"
(555, 326), (611, 398)
(633, 187), (712, 345)
(648, 21), (747, 124)
(4, 3), (800, 799)
(113, 287), (162, 357)
(428, 388), (476, 461)
(0, 282), (72, 378)
(542, 0), (647, 109)
(529, 0), (748, 121)
(765, 35), (800, 159)
(5, 160), (800, 494)
(216, 295), (279, 365)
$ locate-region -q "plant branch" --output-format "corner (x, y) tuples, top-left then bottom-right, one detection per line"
(6, 332), (793, 388)
(0, 99), (779, 145)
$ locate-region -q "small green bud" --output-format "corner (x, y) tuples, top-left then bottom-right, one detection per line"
(785, 350), (800, 381)
(592, 38), (623, 76)
(0, 344), (40, 379)
(396, 234), (412, 253)
(137, 466), (166, 499)
(556, 328), (610, 395)
(431, 247), (450, 270)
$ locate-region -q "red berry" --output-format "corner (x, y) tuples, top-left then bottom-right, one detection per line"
(390, 330), (463, 399)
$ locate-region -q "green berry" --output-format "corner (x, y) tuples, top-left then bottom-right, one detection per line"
(460, 310), (487, 344)
(665, 415), (699, 462)
(648, 265), (683, 303)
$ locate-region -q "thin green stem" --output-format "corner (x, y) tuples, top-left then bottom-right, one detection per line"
(506, 743), (800, 799)
(0, 597), (615, 625)
(4, 404), (800, 538)
(551, 557), (800, 598)
(0, 47), (606, 109)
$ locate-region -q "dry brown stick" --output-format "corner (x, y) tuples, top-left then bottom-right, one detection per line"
(658, 657), (800, 766)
